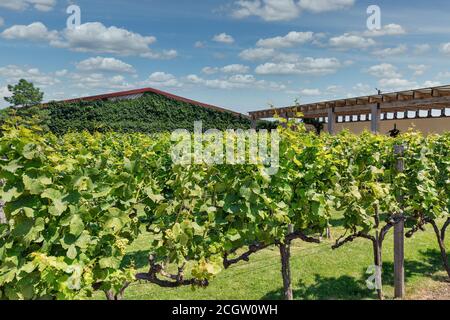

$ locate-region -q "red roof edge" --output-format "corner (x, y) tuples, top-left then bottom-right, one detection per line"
(46, 87), (248, 118)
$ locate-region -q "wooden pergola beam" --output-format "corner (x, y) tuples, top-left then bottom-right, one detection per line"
(248, 84), (450, 120)
(397, 91), (414, 101)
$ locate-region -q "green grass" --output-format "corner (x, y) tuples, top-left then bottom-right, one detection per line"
(93, 219), (449, 300)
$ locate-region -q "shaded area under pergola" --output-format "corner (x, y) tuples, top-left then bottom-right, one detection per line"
(249, 84), (450, 133)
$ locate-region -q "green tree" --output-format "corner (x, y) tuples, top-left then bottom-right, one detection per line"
(4, 79), (44, 108)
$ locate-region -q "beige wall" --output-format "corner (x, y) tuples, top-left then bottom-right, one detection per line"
(324, 117), (450, 135)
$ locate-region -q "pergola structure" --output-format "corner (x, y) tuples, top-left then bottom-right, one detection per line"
(249, 84), (450, 134)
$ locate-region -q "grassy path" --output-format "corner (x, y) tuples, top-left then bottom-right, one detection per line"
(92, 219), (450, 300)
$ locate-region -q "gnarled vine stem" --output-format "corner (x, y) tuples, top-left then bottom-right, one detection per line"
(332, 215), (397, 300)
(404, 213), (450, 279)
(135, 254), (209, 288)
(223, 231), (320, 269)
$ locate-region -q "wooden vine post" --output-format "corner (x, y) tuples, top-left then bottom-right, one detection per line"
(251, 116), (257, 129)
(223, 227), (319, 302)
(0, 180), (5, 224)
(394, 145), (405, 299)
(279, 224), (294, 300)
(373, 206), (383, 300)
(0, 202), (5, 224)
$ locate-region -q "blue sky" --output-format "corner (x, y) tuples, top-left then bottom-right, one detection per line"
(1, 0), (450, 113)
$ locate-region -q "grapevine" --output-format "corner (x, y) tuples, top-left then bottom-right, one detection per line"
(0, 116), (449, 300)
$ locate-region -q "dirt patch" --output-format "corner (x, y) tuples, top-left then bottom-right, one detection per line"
(409, 281), (450, 300)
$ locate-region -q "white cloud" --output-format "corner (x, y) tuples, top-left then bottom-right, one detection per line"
(232, 0), (302, 22)
(55, 69), (68, 77)
(408, 64), (427, 76)
(271, 52), (302, 63)
(141, 72), (182, 88)
(352, 83), (373, 96)
(140, 50), (178, 60)
(0, 65), (59, 87)
(76, 57), (135, 73)
(2, 22), (176, 59)
(202, 64), (250, 75)
(414, 44), (431, 55)
(186, 74), (204, 84)
(363, 24), (406, 37)
(187, 75), (229, 89)
(367, 63), (401, 79)
(440, 43), (450, 55)
(423, 80), (441, 87)
(256, 31), (314, 48)
(232, 0), (354, 21)
(45, 91), (67, 102)
(343, 60), (354, 66)
(437, 71), (450, 79)
(365, 75), (430, 92)
(239, 47), (276, 61)
(202, 67), (219, 75)
(1, 22), (59, 42)
(186, 73), (285, 91)
(378, 78), (418, 91)
(0, 86), (12, 108)
(325, 85), (342, 94)
(213, 52), (227, 59)
(298, 0), (355, 13)
(5, 22), (175, 59)
(194, 41), (205, 48)
(69, 72), (131, 90)
(240, 48), (302, 64)
(373, 45), (407, 57)
(221, 64), (250, 73)
(54, 22), (156, 56)
(0, 0), (56, 12)
(300, 88), (321, 96)
(329, 33), (376, 49)
(255, 57), (341, 75)
(0, 85), (11, 99)
(228, 74), (257, 85)
(212, 33), (235, 44)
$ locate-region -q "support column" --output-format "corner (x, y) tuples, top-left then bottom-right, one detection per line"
(327, 107), (336, 134)
(280, 113), (289, 128)
(251, 117), (257, 129)
(371, 104), (381, 133)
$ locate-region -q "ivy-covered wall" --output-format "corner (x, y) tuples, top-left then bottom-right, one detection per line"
(2, 92), (277, 134)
